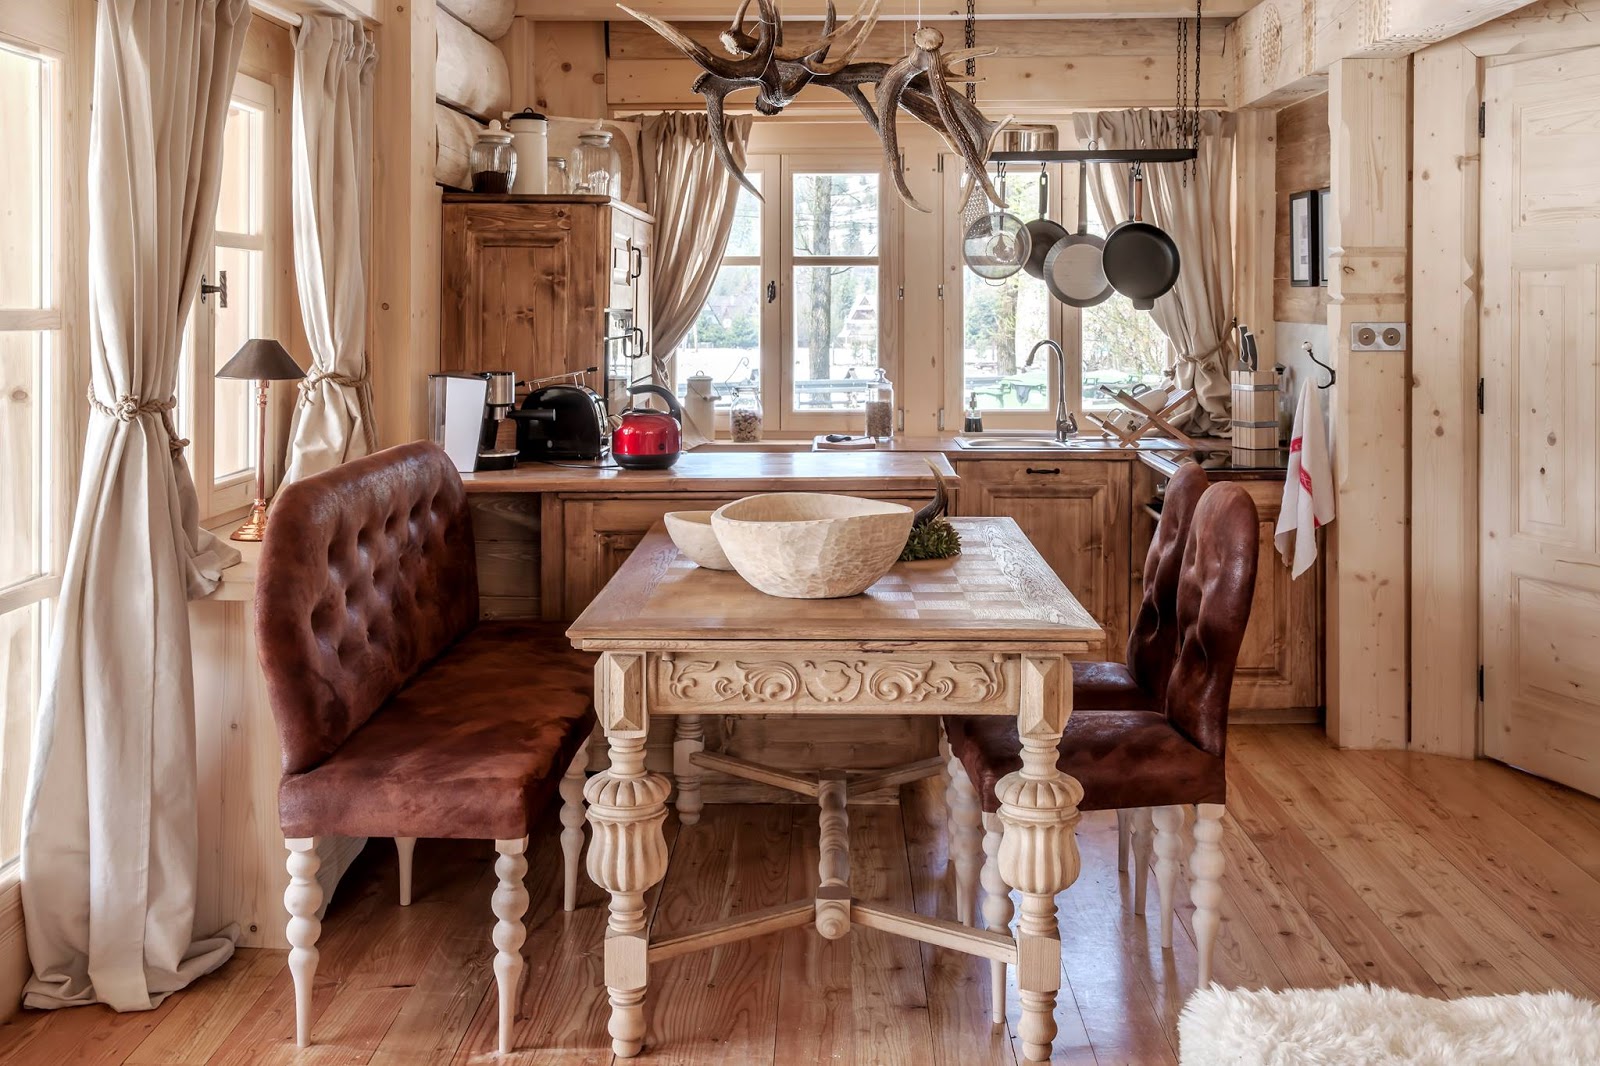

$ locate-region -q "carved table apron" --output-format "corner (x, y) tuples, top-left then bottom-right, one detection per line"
(568, 518), (1103, 1064)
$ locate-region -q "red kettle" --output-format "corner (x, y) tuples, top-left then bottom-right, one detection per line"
(612, 384), (683, 470)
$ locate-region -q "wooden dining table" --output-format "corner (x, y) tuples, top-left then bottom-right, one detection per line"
(566, 516), (1105, 1064)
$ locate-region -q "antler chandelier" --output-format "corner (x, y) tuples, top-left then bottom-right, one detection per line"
(620, 0), (1013, 213)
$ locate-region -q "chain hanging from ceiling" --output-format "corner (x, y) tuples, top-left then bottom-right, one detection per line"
(1176, 0), (1202, 183)
(964, 0), (977, 103)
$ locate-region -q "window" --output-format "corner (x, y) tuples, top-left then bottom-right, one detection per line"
(948, 159), (1170, 426)
(671, 154), (894, 432)
(177, 72), (276, 522)
(0, 37), (62, 867)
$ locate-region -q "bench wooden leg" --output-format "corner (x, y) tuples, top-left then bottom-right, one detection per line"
(394, 837), (416, 906)
(945, 752), (982, 927)
(1190, 803), (1226, 986)
(1152, 805), (1185, 950)
(560, 730), (592, 912)
(980, 811), (1013, 1025)
(1132, 808), (1155, 915)
(284, 837), (322, 1048)
(492, 836), (530, 1054)
(1116, 809), (1131, 873)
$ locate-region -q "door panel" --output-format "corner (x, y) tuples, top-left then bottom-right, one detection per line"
(1481, 47), (1600, 796)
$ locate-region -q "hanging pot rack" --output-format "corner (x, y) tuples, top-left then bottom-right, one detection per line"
(988, 147), (1198, 165)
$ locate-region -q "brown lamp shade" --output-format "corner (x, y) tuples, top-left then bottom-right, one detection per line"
(215, 338), (305, 381)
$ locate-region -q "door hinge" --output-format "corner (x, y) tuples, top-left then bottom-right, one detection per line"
(898, 285), (905, 301)
(937, 284), (945, 301)
(1477, 377), (1485, 414)
(1478, 101), (1486, 138)
(1477, 664), (1485, 702)
(937, 407), (946, 431)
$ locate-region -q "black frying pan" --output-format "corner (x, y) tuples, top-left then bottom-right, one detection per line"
(1043, 161), (1112, 308)
(1102, 165), (1179, 311)
(1022, 167), (1067, 279)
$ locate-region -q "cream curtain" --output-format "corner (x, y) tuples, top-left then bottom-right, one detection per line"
(1074, 110), (1237, 435)
(639, 113), (754, 376)
(283, 15), (377, 483)
(21, 0), (249, 1011)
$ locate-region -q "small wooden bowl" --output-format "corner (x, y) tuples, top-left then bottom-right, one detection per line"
(664, 510), (735, 570)
(711, 493), (913, 598)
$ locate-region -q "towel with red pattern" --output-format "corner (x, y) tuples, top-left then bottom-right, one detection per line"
(1274, 380), (1334, 577)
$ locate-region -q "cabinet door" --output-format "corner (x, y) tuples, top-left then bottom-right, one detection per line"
(1228, 481), (1321, 712)
(630, 219), (653, 372)
(955, 460), (1130, 657)
(440, 201), (606, 385)
(609, 219), (635, 311)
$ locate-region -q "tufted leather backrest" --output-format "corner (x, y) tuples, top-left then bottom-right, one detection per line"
(255, 442), (480, 774)
(1125, 462), (1210, 701)
(1163, 483), (1259, 759)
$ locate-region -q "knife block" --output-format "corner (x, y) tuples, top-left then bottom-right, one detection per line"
(1231, 369), (1280, 451)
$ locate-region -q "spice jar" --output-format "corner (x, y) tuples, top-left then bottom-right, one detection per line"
(730, 389), (763, 443)
(864, 368), (895, 442)
(470, 120), (516, 194)
(570, 123), (622, 197)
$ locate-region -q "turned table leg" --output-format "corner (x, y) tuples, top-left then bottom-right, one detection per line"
(673, 714), (705, 825)
(995, 655), (1083, 1065)
(585, 653), (672, 1059)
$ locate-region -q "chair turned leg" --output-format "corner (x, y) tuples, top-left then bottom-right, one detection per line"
(284, 838), (323, 1048)
(1116, 809), (1131, 873)
(560, 730), (592, 912)
(980, 812), (1013, 1026)
(492, 837), (531, 1055)
(1132, 808), (1155, 915)
(394, 837), (416, 906)
(1151, 805), (1186, 950)
(1190, 804), (1226, 986)
(944, 751), (983, 927)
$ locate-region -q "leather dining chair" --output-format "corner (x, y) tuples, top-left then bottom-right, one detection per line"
(255, 442), (596, 1054)
(940, 460), (1210, 973)
(945, 481), (1259, 1007)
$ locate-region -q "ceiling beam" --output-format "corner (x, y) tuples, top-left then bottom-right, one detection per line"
(1229, 0), (1540, 106)
(522, 0), (1252, 20)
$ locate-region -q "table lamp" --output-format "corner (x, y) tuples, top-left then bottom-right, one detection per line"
(214, 338), (306, 541)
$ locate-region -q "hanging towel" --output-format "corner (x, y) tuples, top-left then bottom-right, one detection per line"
(1274, 381), (1335, 577)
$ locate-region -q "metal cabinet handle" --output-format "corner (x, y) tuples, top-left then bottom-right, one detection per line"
(200, 271), (228, 308)
(630, 245), (644, 280)
(1025, 467), (1062, 475)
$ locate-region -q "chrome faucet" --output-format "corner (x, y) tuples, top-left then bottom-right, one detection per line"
(1024, 339), (1078, 441)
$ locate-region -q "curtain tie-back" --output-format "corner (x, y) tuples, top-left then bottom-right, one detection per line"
(87, 385), (189, 456)
(1177, 336), (1231, 369)
(299, 366), (378, 453)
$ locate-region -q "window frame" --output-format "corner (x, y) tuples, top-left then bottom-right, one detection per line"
(179, 70), (281, 525)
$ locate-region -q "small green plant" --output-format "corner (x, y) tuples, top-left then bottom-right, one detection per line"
(901, 515), (962, 561)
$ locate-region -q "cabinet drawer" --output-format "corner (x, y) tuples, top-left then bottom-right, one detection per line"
(955, 459), (1111, 489)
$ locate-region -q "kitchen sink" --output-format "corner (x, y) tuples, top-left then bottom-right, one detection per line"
(954, 436), (1096, 449)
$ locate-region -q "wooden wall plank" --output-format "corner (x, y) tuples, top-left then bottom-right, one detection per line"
(1234, 108), (1277, 362)
(1325, 55), (1410, 750)
(530, 21), (607, 118)
(1274, 92), (1329, 324)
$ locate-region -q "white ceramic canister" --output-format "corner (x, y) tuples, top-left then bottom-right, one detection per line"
(683, 373), (716, 441)
(506, 108), (548, 194)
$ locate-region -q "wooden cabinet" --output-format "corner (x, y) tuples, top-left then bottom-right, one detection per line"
(440, 194), (653, 397)
(1136, 470), (1322, 718)
(953, 459), (1131, 658)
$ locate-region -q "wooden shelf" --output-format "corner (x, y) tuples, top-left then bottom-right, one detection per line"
(989, 148), (1198, 165)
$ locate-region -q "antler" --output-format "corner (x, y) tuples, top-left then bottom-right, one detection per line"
(619, 0), (777, 80)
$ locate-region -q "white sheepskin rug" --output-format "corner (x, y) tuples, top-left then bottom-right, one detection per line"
(1178, 985), (1600, 1065)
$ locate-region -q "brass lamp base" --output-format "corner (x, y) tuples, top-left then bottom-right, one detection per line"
(230, 498), (270, 542)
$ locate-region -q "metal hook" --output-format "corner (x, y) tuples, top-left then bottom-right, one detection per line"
(1303, 341), (1335, 389)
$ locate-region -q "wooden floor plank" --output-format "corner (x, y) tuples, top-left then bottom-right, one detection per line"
(126, 949), (287, 1065)
(770, 806), (855, 1064)
(1465, 758), (1600, 883)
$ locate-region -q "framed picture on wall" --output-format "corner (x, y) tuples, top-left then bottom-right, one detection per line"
(1318, 187), (1332, 286)
(1290, 190), (1319, 286)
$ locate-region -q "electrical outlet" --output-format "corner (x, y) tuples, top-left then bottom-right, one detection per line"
(1350, 322), (1408, 351)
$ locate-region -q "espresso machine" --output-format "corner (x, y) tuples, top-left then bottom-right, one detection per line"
(427, 370), (520, 472)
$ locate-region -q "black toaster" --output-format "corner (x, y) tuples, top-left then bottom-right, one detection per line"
(511, 383), (609, 461)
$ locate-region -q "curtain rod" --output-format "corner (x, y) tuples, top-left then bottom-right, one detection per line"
(252, 0), (377, 28)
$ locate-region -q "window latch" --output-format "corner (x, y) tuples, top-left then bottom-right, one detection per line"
(200, 271), (228, 308)
(766, 280), (777, 304)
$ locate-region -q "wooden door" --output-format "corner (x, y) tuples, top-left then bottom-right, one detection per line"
(955, 460), (1129, 658)
(1481, 48), (1600, 797)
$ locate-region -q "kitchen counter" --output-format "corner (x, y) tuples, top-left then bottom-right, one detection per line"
(461, 449), (957, 494)
(1137, 445), (1291, 483)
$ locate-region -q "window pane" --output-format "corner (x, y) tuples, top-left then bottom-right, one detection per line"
(724, 182), (761, 258)
(961, 171), (1049, 410)
(792, 265), (878, 411)
(793, 173), (878, 257)
(0, 330), (45, 591)
(0, 44), (49, 310)
(675, 264), (761, 407)
(216, 100), (264, 237)
(0, 600), (42, 864)
(213, 246), (262, 481)
(1080, 197), (1169, 406)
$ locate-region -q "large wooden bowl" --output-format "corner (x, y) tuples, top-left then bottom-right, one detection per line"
(663, 510), (734, 570)
(711, 493), (914, 599)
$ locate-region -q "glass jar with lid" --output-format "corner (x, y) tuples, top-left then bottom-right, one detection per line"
(864, 368), (895, 442)
(730, 389), (763, 443)
(470, 120), (517, 194)
(570, 123), (622, 197)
